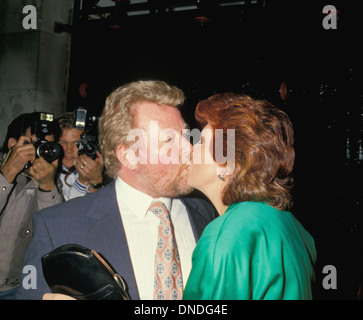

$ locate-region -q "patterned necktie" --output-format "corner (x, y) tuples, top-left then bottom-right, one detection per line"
(148, 200), (183, 300)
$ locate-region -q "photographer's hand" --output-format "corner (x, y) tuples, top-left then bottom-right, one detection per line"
(76, 151), (104, 191)
(1, 136), (36, 183)
(29, 157), (58, 191)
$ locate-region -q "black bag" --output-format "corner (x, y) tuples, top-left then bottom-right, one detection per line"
(41, 243), (131, 300)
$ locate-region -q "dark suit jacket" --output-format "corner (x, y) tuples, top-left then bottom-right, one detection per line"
(15, 180), (216, 299)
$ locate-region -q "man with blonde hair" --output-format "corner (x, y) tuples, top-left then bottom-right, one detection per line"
(16, 80), (216, 300)
(56, 113), (104, 201)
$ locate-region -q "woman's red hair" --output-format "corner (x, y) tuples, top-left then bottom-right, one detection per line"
(195, 93), (295, 210)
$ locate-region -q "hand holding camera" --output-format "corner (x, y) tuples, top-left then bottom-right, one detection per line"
(76, 151), (104, 190)
(1, 136), (58, 191)
(29, 157), (59, 191)
(1, 112), (62, 191)
(1, 136), (36, 184)
(72, 107), (104, 190)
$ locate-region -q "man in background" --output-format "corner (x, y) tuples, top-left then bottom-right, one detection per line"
(56, 113), (104, 201)
(0, 112), (62, 299)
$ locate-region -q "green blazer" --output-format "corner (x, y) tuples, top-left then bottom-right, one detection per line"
(183, 201), (317, 300)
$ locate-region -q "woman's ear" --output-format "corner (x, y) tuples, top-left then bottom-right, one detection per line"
(7, 137), (17, 150)
(116, 144), (139, 171)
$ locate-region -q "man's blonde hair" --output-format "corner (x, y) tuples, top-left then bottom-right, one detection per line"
(99, 80), (185, 178)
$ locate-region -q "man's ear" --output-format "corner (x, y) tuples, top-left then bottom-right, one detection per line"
(116, 144), (138, 171)
(7, 138), (17, 150)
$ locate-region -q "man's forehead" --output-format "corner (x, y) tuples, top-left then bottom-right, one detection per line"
(60, 127), (83, 138)
(133, 100), (178, 114)
(24, 127), (36, 139)
(133, 101), (185, 128)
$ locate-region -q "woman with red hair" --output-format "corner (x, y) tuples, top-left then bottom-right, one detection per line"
(183, 93), (317, 300)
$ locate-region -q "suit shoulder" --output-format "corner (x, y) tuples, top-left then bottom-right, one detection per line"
(180, 197), (217, 219)
(181, 196), (213, 210)
(42, 192), (92, 210)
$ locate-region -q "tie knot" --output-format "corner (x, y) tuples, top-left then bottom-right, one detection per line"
(148, 200), (169, 219)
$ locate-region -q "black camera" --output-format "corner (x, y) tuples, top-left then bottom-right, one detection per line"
(77, 134), (99, 160)
(74, 108), (100, 160)
(28, 112), (62, 163)
(32, 140), (62, 163)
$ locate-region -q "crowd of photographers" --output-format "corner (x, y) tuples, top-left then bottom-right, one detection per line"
(0, 110), (105, 299)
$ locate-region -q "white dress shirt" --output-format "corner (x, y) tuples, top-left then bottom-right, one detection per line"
(115, 176), (196, 300)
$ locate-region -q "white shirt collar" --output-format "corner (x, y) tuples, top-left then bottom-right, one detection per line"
(115, 176), (171, 218)
(62, 165), (78, 175)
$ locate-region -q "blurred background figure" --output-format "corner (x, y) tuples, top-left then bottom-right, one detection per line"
(0, 112), (63, 299)
(56, 113), (105, 201)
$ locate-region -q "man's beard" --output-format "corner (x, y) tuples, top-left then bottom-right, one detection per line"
(137, 163), (193, 198)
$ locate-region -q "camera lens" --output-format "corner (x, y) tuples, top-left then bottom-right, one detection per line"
(77, 135), (98, 160)
(85, 143), (97, 156)
(37, 142), (62, 163)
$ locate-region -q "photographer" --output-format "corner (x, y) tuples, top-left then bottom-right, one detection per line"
(56, 113), (104, 201)
(0, 112), (63, 299)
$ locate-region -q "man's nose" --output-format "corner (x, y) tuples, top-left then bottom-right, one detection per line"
(65, 143), (75, 153)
